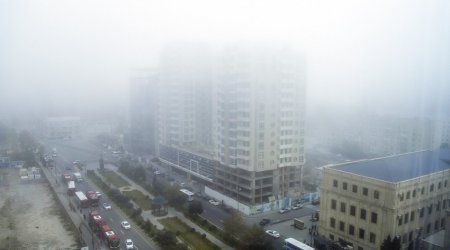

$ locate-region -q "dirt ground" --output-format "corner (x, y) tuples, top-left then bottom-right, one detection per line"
(0, 168), (77, 250)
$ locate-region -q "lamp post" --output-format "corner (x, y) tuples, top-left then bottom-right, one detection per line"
(236, 186), (241, 212)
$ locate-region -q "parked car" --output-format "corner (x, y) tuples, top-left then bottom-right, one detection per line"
(259, 218), (271, 226)
(292, 204), (304, 210)
(279, 208), (290, 214)
(125, 239), (134, 249)
(102, 202), (111, 210)
(95, 191), (102, 198)
(121, 221), (131, 229)
(265, 230), (280, 238)
(209, 199), (220, 206)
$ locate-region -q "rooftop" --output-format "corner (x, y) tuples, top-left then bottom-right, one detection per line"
(330, 149), (450, 183)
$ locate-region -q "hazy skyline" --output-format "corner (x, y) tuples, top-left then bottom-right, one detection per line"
(1, 0), (449, 119)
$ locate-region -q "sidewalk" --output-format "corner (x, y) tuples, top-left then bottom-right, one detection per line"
(104, 165), (233, 250)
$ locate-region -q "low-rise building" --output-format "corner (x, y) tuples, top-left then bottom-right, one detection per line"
(319, 149), (450, 250)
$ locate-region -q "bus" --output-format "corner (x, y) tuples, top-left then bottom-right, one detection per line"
(75, 191), (89, 208)
(283, 238), (314, 250)
(67, 181), (75, 196)
(179, 189), (194, 201)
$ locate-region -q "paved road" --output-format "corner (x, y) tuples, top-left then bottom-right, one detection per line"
(42, 139), (157, 250)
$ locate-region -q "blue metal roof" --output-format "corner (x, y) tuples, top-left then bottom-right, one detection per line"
(331, 149), (450, 183)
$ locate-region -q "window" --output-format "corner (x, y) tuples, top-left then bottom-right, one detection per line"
(349, 225), (355, 235)
(404, 212), (409, 223)
(374, 190), (379, 199)
(360, 209), (366, 220)
(340, 202), (346, 213)
(421, 187), (425, 195)
(410, 211), (415, 221)
(445, 180), (448, 187)
(441, 218), (445, 228)
(406, 191), (410, 199)
(371, 212), (378, 224)
(409, 231), (413, 241)
(444, 199), (447, 209)
(430, 184), (434, 192)
(398, 215), (403, 226)
(434, 220), (439, 230)
(331, 199), (337, 210)
(402, 234), (407, 244)
(350, 205), (356, 216)
(343, 182), (348, 190)
(437, 201), (440, 211)
(352, 185), (358, 193)
(438, 182), (441, 189)
(363, 187), (368, 196)
(412, 189), (416, 197)
(330, 218), (336, 228)
(420, 208), (424, 218)
(330, 234), (335, 240)
(428, 205), (433, 215)
(339, 221), (345, 231)
(426, 223), (431, 233)
(359, 228), (365, 239)
(369, 233), (376, 244)
(333, 180), (338, 187)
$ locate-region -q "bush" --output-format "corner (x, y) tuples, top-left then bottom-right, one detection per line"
(175, 231), (181, 236)
(202, 233), (206, 239)
(190, 227), (196, 233)
(209, 225), (216, 231)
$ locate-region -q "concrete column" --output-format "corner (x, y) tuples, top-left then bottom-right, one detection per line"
(445, 209), (450, 250)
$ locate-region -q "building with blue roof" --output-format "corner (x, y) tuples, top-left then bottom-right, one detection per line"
(318, 149), (450, 250)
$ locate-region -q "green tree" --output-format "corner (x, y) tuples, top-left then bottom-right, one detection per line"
(154, 230), (177, 247)
(241, 225), (274, 250)
(223, 210), (245, 239)
(381, 235), (401, 250)
(188, 200), (203, 215)
(99, 156), (104, 171)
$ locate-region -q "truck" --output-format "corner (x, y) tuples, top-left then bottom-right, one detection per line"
(86, 190), (100, 207)
(75, 191), (89, 208)
(61, 173), (72, 183)
(88, 209), (120, 249)
(67, 181), (75, 196)
(73, 172), (83, 182)
(100, 223), (120, 249)
(293, 218), (305, 229)
(88, 209), (104, 233)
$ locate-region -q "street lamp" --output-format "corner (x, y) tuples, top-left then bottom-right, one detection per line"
(236, 186), (242, 212)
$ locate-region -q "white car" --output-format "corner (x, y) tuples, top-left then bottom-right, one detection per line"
(292, 204), (304, 210)
(125, 239), (134, 249)
(265, 230), (280, 238)
(95, 191), (102, 198)
(102, 202), (111, 210)
(279, 208), (290, 214)
(154, 170), (161, 175)
(209, 199), (220, 206)
(121, 221), (131, 229)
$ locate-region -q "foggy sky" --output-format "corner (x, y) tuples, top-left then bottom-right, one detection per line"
(0, 0), (449, 120)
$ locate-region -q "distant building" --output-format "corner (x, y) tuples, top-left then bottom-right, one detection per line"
(44, 116), (80, 139)
(128, 69), (158, 155)
(319, 149), (450, 250)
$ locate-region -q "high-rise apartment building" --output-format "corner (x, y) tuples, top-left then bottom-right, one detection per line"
(151, 44), (306, 213)
(212, 45), (306, 205)
(157, 44), (213, 150)
(319, 149), (450, 250)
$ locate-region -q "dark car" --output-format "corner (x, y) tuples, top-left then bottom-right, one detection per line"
(259, 218), (271, 226)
